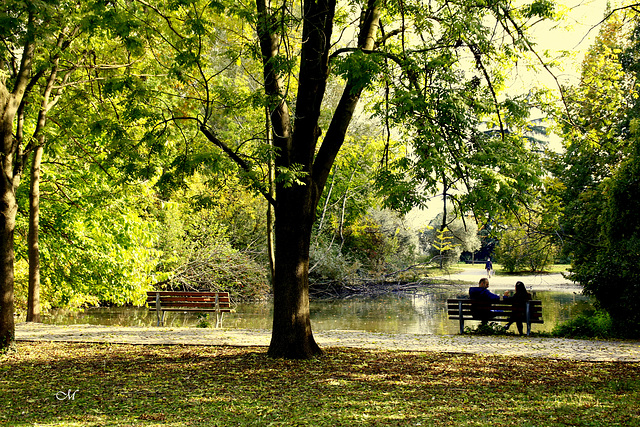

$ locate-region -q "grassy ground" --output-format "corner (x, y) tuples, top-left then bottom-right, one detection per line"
(453, 263), (570, 275)
(424, 262), (569, 277)
(2, 342), (639, 426)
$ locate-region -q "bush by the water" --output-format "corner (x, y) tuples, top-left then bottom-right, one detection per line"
(463, 312), (616, 339)
(552, 310), (614, 339)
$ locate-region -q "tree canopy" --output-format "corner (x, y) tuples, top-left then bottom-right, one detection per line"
(1, 0), (573, 354)
(551, 7), (640, 336)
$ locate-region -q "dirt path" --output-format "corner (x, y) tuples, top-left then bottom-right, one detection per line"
(433, 268), (581, 292)
(15, 322), (640, 362)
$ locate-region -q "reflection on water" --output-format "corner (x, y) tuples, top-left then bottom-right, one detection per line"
(42, 286), (592, 334)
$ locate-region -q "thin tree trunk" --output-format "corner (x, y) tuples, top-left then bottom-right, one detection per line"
(27, 145), (43, 322)
(25, 53), (61, 323)
(266, 105), (276, 283)
(338, 168), (356, 246)
(317, 165), (336, 234)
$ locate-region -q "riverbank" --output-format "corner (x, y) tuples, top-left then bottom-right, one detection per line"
(15, 322), (640, 362)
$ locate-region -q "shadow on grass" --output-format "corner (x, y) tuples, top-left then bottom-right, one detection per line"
(2, 342), (640, 426)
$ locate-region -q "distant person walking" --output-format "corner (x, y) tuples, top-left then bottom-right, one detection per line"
(485, 258), (493, 278)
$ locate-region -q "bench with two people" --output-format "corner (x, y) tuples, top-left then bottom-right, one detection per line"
(447, 278), (543, 336)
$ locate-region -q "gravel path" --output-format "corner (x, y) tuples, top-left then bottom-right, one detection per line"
(15, 322), (640, 362)
(432, 270), (582, 292)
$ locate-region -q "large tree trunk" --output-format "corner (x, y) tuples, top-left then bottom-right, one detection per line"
(0, 93), (22, 350)
(268, 184), (322, 358)
(259, 0), (335, 359)
(27, 145), (44, 322)
(222, 0), (380, 358)
(0, 174), (18, 350)
(0, 15), (34, 351)
(255, 0), (379, 358)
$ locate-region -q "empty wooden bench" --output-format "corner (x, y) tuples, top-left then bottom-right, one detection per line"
(446, 299), (544, 336)
(147, 291), (234, 328)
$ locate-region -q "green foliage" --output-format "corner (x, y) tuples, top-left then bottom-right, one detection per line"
(2, 0), (182, 315)
(333, 50), (383, 94)
(155, 180), (270, 300)
(521, 0), (555, 19)
(553, 12), (640, 337)
(1, 0), (561, 325)
(341, 209), (417, 277)
(464, 322), (509, 336)
(315, 135), (383, 233)
(309, 237), (361, 285)
(494, 215), (559, 273)
(311, 135), (421, 284)
(420, 212), (480, 267)
(276, 164), (309, 188)
(370, 0), (549, 222)
(18, 182), (161, 309)
(552, 310), (614, 339)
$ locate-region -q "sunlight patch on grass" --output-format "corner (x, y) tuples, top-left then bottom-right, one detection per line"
(2, 342), (639, 426)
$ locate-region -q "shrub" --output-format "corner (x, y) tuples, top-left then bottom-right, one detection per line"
(309, 239), (361, 285)
(495, 226), (559, 273)
(464, 322), (508, 336)
(552, 310), (613, 339)
(164, 243), (270, 300)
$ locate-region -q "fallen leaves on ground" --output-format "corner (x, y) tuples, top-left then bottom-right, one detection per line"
(1, 342), (639, 426)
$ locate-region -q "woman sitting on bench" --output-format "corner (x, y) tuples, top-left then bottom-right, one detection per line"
(502, 281), (532, 335)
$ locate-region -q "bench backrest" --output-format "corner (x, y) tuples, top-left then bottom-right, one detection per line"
(146, 291), (232, 310)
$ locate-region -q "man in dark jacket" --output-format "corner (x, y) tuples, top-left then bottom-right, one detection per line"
(469, 278), (500, 322)
(469, 278), (500, 300)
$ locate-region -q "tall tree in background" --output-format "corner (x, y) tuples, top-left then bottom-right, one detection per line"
(552, 9), (640, 336)
(129, 0), (554, 358)
(0, 0), (144, 350)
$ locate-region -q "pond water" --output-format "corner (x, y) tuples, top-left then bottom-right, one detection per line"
(41, 285), (592, 335)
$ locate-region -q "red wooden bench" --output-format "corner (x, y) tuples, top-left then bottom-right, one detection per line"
(147, 291), (234, 328)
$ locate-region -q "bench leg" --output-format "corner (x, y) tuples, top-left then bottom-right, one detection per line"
(215, 312), (224, 329)
(458, 301), (464, 334)
(155, 292), (162, 327)
(526, 301), (531, 336)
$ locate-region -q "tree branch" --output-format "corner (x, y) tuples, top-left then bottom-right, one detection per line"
(199, 124), (276, 206)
